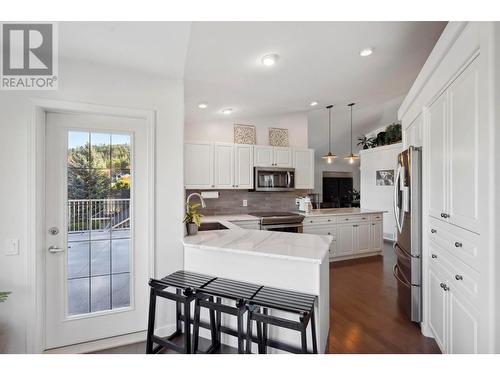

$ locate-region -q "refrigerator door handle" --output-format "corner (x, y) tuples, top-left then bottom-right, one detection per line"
(393, 264), (410, 287)
(393, 165), (404, 234)
(394, 242), (411, 260)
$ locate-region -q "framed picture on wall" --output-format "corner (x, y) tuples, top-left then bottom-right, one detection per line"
(376, 170), (395, 186)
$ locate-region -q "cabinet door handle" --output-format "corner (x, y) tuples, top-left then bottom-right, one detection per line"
(328, 219), (331, 222)
(440, 213), (449, 218)
(440, 283), (449, 291)
(455, 274), (463, 281)
(454, 242), (462, 248)
(328, 232), (331, 235)
(372, 223), (375, 226)
(431, 254), (437, 259)
(430, 229), (437, 234)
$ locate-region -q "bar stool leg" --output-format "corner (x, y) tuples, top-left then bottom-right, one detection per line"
(208, 296), (218, 349)
(216, 297), (222, 344)
(300, 326), (308, 354)
(310, 309), (318, 354)
(192, 298), (201, 353)
(175, 289), (182, 334)
(255, 308), (263, 354)
(146, 288), (156, 354)
(237, 309), (244, 354)
(183, 299), (191, 354)
(246, 307), (253, 354)
(262, 307), (268, 354)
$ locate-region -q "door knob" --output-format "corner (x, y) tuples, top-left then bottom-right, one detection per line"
(48, 245), (64, 253)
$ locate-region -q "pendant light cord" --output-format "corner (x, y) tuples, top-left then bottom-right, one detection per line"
(350, 105), (353, 155)
(328, 106), (332, 153)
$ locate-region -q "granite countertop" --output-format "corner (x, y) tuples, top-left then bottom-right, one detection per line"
(293, 208), (387, 217)
(183, 228), (332, 264)
(201, 214), (260, 229)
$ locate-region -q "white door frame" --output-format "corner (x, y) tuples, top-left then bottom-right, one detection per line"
(27, 98), (155, 353)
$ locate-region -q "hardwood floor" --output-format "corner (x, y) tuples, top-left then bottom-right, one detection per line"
(327, 241), (440, 354)
(94, 241), (440, 354)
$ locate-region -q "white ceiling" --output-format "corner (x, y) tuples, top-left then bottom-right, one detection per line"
(59, 22), (192, 79)
(184, 21), (446, 123)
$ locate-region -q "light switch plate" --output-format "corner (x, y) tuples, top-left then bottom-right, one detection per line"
(242, 199), (248, 207)
(5, 238), (19, 256)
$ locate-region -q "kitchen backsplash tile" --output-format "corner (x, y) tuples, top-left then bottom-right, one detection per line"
(185, 189), (309, 215)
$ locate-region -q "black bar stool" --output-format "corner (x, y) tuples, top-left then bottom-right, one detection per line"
(246, 286), (318, 354)
(192, 277), (262, 354)
(146, 270), (216, 354)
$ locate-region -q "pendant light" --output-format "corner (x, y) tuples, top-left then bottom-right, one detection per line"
(322, 105), (337, 164)
(344, 102), (359, 164)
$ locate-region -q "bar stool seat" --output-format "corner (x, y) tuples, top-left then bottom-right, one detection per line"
(146, 270), (216, 354)
(247, 286), (318, 354)
(193, 278), (262, 354)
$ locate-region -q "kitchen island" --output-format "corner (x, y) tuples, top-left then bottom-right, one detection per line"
(183, 226), (332, 353)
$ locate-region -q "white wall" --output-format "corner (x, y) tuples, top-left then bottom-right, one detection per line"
(308, 96), (404, 200)
(359, 143), (402, 240)
(185, 111), (308, 148)
(0, 59), (185, 353)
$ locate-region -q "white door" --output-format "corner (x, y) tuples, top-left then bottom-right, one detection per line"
(336, 224), (354, 256)
(234, 144), (253, 189)
(428, 266), (447, 352)
(273, 147), (293, 167)
(45, 112), (151, 350)
(448, 58), (480, 234)
(184, 142), (214, 189)
(293, 149), (314, 189)
(448, 288), (479, 353)
(428, 93), (448, 221)
(254, 145), (274, 167)
(354, 223), (371, 253)
(214, 143), (234, 189)
(370, 221), (383, 252)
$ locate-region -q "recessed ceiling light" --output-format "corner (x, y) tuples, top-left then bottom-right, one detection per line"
(222, 108), (233, 115)
(359, 48), (373, 57)
(310, 101), (319, 107)
(198, 102), (208, 109)
(261, 53), (279, 66)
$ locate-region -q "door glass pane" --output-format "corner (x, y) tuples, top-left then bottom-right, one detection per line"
(67, 131), (132, 316)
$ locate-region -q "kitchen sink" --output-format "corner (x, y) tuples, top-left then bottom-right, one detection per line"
(198, 222), (229, 231)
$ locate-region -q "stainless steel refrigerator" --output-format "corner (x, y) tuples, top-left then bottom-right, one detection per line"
(393, 146), (422, 322)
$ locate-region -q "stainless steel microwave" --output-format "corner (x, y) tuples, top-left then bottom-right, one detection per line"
(254, 167), (295, 192)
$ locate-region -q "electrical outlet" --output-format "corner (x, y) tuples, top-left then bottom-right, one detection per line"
(242, 199), (248, 207)
(4, 238), (19, 256)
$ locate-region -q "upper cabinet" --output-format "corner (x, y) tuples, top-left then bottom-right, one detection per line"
(427, 57), (480, 234)
(186, 142), (313, 190)
(293, 148), (314, 189)
(254, 145), (292, 167)
(184, 141), (214, 189)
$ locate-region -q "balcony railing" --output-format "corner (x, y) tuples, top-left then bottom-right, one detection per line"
(68, 199), (130, 233)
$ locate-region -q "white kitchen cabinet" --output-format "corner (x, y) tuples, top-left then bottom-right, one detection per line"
(354, 223), (371, 253)
(429, 265), (447, 351)
(403, 113), (423, 148)
(447, 58), (480, 234)
(370, 221), (383, 252)
(254, 145), (293, 167)
(184, 141), (214, 189)
(214, 143), (235, 189)
(234, 144), (254, 189)
(428, 261), (479, 354)
(336, 223), (354, 257)
(273, 147), (293, 167)
(293, 148), (314, 189)
(428, 92), (448, 222)
(254, 146), (274, 167)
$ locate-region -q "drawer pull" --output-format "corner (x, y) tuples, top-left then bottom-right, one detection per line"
(455, 242), (463, 248)
(431, 254), (437, 259)
(353, 224), (358, 227)
(362, 217), (366, 220)
(455, 274), (463, 281)
(430, 229), (437, 234)
(310, 220), (313, 223)
(328, 232), (331, 235)
(328, 219), (331, 222)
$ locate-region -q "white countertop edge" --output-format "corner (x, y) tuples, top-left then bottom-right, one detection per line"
(183, 239), (330, 264)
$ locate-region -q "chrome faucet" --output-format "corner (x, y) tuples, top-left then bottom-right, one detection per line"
(186, 192), (206, 208)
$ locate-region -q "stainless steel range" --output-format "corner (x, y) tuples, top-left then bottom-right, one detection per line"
(250, 211), (304, 233)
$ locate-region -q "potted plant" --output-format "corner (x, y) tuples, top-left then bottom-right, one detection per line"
(183, 203), (202, 236)
(357, 135), (376, 149)
(0, 292), (11, 303)
(384, 123), (402, 144)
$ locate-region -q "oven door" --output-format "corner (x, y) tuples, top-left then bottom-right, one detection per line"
(261, 223), (303, 233)
(254, 168), (295, 191)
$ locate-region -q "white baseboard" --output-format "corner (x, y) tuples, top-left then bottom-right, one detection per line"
(43, 324), (176, 354)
